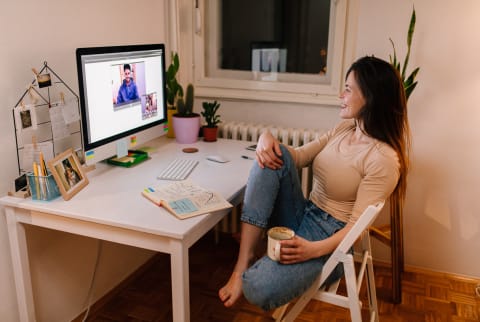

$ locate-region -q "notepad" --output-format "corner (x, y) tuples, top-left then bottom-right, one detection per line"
(141, 180), (232, 219)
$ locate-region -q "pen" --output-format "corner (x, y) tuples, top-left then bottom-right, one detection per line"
(241, 155), (254, 160)
(33, 162), (41, 199)
(39, 152), (46, 176)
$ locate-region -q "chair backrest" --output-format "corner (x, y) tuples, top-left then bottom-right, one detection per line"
(319, 201), (385, 285)
(336, 201), (385, 254)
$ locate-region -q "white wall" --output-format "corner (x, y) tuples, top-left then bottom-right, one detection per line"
(0, 1), (168, 321)
(354, 0), (480, 278)
(215, 0), (480, 278)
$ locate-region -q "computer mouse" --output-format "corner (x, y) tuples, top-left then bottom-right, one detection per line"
(206, 155), (230, 163)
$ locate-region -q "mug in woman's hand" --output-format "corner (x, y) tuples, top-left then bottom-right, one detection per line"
(267, 226), (295, 261)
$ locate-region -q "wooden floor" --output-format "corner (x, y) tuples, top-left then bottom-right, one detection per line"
(76, 232), (480, 322)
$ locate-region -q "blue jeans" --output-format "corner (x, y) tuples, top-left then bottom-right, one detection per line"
(240, 145), (346, 311)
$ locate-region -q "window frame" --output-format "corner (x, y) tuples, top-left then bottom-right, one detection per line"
(171, 0), (358, 106)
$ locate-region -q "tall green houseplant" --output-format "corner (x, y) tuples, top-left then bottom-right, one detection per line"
(389, 7), (420, 100)
(166, 52), (183, 108)
(165, 52), (184, 138)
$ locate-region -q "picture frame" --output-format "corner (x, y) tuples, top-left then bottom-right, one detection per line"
(47, 148), (88, 201)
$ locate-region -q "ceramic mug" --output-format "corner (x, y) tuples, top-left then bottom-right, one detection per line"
(267, 226), (295, 261)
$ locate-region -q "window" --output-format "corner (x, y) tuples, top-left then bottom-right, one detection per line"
(177, 0), (356, 105)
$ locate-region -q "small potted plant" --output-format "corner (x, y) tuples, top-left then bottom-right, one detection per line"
(201, 100), (221, 142)
(172, 83), (201, 144)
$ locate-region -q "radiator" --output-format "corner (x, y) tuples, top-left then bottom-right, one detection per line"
(216, 121), (325, 235)
(218, 121), (322, 148)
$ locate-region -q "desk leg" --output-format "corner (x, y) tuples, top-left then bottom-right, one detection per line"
(5, 207), (36, 322)
(170, 241), (190, 322)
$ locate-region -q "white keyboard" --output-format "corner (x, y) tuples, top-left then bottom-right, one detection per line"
(157, 159), (199, 180)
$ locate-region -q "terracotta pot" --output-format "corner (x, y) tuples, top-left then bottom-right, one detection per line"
(203, 126), (218, 142)
(172, 114), (201, 144)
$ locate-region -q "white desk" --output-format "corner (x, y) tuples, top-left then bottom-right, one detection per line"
(1, 137), (255, 322)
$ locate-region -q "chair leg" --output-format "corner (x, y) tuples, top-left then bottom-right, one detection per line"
(360, 232), (379, 322)
(371, 203), (404, 304)
(272, 303), (289, 322)
(366, 257), (379, 322)
(391, 205), (403, 304)
(344, 260), (362, 322)
(281, 280), (320, 322)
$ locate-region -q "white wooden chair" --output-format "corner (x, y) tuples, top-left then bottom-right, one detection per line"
(273, 201), (385, 322)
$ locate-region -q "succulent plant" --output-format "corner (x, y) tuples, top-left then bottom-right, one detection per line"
(176, 83), (195, 117)
(201, 100), (221, 128)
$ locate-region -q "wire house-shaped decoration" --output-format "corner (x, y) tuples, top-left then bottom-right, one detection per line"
(12, 61), (84, 175)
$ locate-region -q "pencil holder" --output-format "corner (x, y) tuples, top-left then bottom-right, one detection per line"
(27, 172), (61, 201)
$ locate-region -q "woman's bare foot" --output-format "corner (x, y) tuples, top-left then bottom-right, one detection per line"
(220, 222), (264, 307)
(219, 271), (244, 307)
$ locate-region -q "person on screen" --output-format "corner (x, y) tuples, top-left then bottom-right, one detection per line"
(218, 56), (411, 311)
(116, 64), (139, 104)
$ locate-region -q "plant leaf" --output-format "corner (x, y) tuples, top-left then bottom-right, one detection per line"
(406, 8), (416, 48)
(173, 52), (180, 71)
(402, 7), (416, 80)
(405, 81), (418, 100)
(389, 7), (419, 101)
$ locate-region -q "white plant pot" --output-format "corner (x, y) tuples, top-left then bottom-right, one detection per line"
(172, 114), (201, 144)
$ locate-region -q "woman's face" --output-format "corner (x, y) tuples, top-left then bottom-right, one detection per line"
(339, 71), (365, 120)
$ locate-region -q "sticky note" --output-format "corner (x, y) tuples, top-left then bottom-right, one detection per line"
(85, 150), (95, 160)
(168, 198), (199, 215)
(130, 136), (137, 147)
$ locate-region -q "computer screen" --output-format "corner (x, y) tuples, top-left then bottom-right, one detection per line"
(76, 43), (167, 165)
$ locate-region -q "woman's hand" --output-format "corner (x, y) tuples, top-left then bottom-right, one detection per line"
(256, 131), (283, 169)
(278, 225), (351, 264)
(278, 236), (318, 264)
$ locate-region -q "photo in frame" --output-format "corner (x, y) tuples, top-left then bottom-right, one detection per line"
(47, 148), (88, 201)
(14, 104), (38, 130)
(37, 73), (52, 88)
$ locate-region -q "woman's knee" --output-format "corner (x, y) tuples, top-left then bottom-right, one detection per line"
(278, 144), (289, 155)
(241, 258), (294, 311)
(242, 272), (275, 311)
(279, 144), (294, 164)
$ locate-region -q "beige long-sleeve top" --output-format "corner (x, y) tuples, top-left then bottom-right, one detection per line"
(287, 120), (400, 224)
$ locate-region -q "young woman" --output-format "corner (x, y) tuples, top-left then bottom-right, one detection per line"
(219, 56), (411, 310)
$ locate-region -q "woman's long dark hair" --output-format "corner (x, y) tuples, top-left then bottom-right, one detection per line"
(347, 56), (411, 232)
